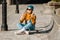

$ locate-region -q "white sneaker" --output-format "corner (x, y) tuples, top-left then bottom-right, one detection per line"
(15, 28), (26, 35)
(25, 31), (29, 35)
(15, 31), (26, 35)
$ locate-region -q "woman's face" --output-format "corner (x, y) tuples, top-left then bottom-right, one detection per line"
(26, 9), (32, 13)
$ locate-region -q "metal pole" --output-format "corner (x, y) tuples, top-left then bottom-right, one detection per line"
(16, 0), (19, 13)
(1, 0), (8, 31)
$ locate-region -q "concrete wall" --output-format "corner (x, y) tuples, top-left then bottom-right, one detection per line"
(7, 0), (12, 5)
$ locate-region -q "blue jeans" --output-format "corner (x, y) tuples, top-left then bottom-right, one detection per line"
(17, 21), (35, 30)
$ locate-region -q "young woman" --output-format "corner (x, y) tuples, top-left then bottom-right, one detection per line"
(15, 5), (36, 35)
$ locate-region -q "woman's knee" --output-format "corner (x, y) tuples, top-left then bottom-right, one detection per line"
(17, 23), (24, 29)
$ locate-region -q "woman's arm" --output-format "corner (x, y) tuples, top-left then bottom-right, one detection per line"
(31, 14), (36, 25)
(20, 13), (26, 23)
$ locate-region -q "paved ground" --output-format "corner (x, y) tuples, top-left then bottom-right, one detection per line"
(0, 4), (60, 40)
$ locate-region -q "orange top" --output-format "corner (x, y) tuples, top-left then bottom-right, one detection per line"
(20, 12), (36, 25)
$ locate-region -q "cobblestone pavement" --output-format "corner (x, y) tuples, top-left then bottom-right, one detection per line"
(0, 4), (60, 40)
